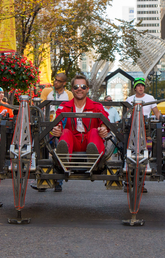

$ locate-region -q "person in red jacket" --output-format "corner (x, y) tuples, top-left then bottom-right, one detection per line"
(0, 87), (14, 207)
(0, 87), (14, 118)
(52, 74), (109, 157)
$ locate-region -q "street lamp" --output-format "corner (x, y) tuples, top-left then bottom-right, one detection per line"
(148, 65), (162, 99)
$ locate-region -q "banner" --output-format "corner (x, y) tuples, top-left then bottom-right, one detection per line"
(24, 44), (52, 85)
(39, 44), (52, 85)
(0, 0), (16, 53)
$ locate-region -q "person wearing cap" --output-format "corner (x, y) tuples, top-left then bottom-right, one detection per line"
(125, 78), (160, 193)
(0, 87), (14, 118)
(126, 78), (160, 119)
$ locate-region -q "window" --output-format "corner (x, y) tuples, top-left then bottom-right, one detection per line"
(137, 11), (158, 14)
(137, 17), (159, 20)
(82, 63), (87, 71)
(140, 23), (160, 27)
(137, 4), (158, 7)
(137, 0), (158, 1)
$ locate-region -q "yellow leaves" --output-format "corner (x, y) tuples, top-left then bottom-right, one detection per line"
(1, 0), (118, 69)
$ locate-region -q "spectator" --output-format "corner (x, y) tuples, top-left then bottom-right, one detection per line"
(31, 73), (73, 192)
(104, 95), (120, 123)
(125, 77), (161, 193)
(0, 88), (13, 118)
(0, 88), (13, 207)
(126, 78), (160, 119)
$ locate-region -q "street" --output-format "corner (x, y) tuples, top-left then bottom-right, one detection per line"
(1, 179), (165, 258)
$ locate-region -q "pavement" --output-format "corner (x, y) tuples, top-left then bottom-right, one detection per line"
(1, 178), (165, 258)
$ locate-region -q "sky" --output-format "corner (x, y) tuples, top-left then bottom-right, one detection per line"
(106, 0), (136, 70)
(107, 0), (136, 20)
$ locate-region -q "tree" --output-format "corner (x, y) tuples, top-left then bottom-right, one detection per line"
(145, 78), (165, 100)
(0, 0), (144, 86)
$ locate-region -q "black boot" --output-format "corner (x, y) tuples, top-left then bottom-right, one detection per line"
(30, 183), (46, 192)
(54, 185), (62, 192)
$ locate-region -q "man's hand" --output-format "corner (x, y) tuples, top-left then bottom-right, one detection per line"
(0, 109), (7, 116)
(97, 126), (108, 139)
(52, 124), (62, 137)
(152, 106), (161, 120)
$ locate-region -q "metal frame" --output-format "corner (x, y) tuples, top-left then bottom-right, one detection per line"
(0, 98), (165, 225)
(119, 33), (165, 80)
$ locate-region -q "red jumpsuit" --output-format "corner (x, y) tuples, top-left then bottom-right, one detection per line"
(55, 97), (109, 154)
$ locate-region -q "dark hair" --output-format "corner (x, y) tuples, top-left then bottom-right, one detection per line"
(104, 95), (112, 101)
(56, 73), (67, 82)
(2, 97), (8, 103)
(71, 75), (89, 87)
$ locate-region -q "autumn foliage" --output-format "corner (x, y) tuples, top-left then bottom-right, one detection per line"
(0, 0), (144, 84)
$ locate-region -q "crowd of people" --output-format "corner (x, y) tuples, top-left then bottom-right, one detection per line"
(0, 74), (161, 206)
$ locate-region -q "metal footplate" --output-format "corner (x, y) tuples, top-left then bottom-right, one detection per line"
(122, 214), (145, 226)
(8, 211), (31, 224)
(53, 150), (103, 176)
(124, 101), (148, 226)
(9, 96), (32, 224)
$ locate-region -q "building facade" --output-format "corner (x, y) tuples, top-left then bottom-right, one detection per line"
(79, 52), (94, 74)
(136, 0), (161, 37)
(161, 0), (165, 39)
(122, 6), (135, 22)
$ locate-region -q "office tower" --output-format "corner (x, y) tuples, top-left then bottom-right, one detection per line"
(161, 0), (165, 39)
(136, 0), (161, 37)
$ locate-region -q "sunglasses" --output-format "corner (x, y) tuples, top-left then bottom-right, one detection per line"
(73, 84), (88, 90)
(55, 78), (65, 83)
(134, 77), (145, 82)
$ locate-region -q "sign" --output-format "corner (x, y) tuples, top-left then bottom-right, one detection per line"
(0, 0), (16, 53)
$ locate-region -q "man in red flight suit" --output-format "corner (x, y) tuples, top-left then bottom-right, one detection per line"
(52, 74), (109, 156)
